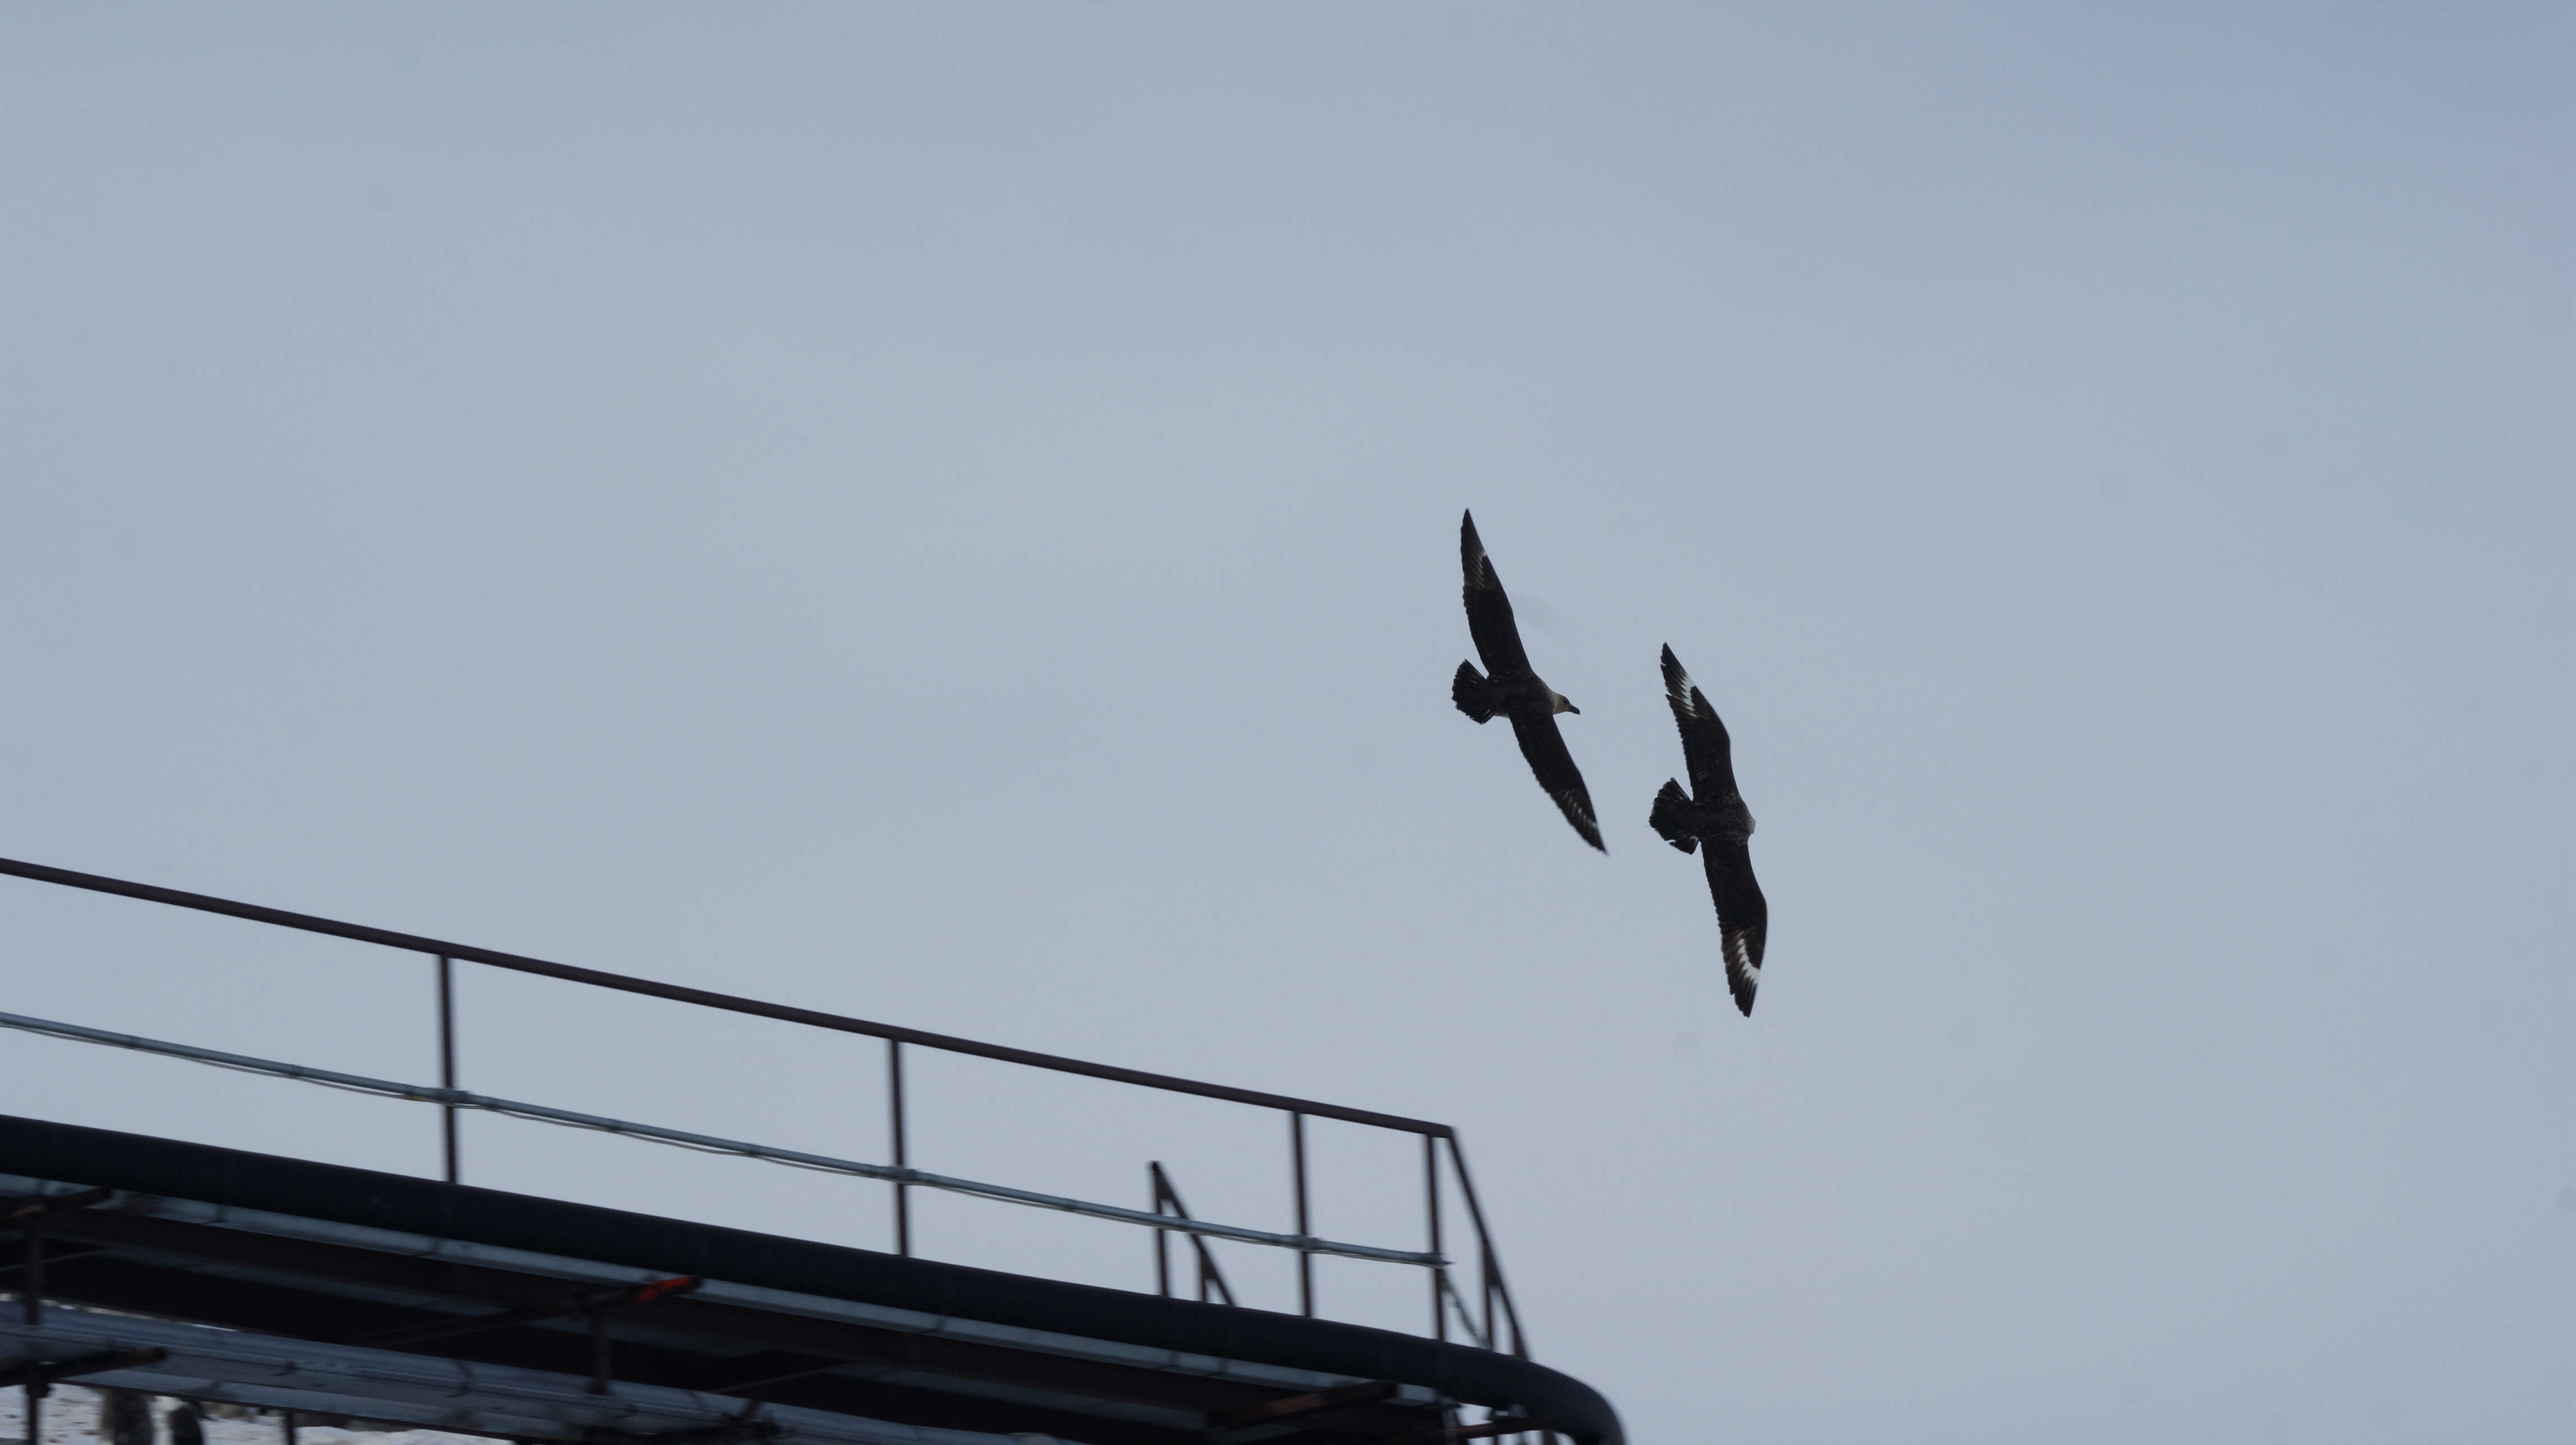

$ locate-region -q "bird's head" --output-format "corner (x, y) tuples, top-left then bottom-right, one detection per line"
(1551, 692), (1580, 715)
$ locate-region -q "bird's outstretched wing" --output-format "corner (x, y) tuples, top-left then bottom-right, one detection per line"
(1660, 644), (1740, 800)
(1701, 841), (1768, 1015)
(1507, 711), (1606, 852)
(1461, 510), (1533, 677)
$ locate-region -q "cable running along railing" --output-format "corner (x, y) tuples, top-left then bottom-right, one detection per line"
(0, 856), (1532, 1357)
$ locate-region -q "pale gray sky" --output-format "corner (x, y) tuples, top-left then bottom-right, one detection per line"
(2, 6), (2569, 1442)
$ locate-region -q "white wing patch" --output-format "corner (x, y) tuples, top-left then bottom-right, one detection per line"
(1724, 929), (1761, 1011)
(1666, 666), (1696, 715)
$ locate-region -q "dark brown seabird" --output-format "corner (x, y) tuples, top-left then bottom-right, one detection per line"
(1649, 644), (1769, 1015)
(1451, 509), (1604, 852)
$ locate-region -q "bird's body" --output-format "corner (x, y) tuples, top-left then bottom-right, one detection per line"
(1452, 510), (1603, 852)
(1651, 789), (1755, 848)
(1453, 669), (1568, 721)
(1649, 644), (1769, 1015)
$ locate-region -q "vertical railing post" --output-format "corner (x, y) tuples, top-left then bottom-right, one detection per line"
(1481, 1237), (1496, 1352)
(1290, 1111), (1313, 1317)
(435, 955), (459, 1184)
(20, 1224), (39, 1327)
(21, 1221), (42, 1445)
(887, 1040), (910, 1257)
(587, 1309), (612, 1393)
(1149, 1162), (1171, 1297)
(1425, 1133), (1445, 1341)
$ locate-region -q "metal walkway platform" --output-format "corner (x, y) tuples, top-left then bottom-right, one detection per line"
(0, 1117), (1621, 1445)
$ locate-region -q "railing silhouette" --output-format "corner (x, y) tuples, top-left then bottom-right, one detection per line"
(0, 856), (1531, 1356)
(1148, 1159), (1237, 1305)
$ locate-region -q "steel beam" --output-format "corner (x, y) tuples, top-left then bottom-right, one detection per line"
(0, 1310), (1028, 1445)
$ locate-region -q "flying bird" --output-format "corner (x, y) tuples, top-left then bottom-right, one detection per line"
(1649, 645), (1769, 1014)
(1452, 510), (1604, 852)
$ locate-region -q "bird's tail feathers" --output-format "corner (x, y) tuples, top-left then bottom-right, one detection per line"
(1649, 779), (1699, 853)
(1452, 661), (1497, 723)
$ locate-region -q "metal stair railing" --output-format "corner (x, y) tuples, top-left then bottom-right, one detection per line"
(1147, 1161), (1236, 1306)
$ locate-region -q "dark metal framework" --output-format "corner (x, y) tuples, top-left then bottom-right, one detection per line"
(1147, 1162), (1235, 1306)
(6, 1186), (137, 1445)
(0, 1113), (1622, 1445)
(0, 857), (1531, 1358)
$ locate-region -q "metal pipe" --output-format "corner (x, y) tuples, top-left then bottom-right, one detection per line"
(0, 1010), (1443, 1268)
(0, 1174), (1423, 1401)
(12, 1348), (180, 1386)
(886, 1042), (909, 1259)
(1291, 1113), (1312, 1318)
(0, 857), (1451, 1139)
(435, 955), (459, 1185)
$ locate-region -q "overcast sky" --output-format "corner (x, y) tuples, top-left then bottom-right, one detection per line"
(2, 6), (2569, 1443)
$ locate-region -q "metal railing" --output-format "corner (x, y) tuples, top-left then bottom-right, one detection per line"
(1148, 1160), (1236, 1305)
(0, 857), (1532, 1356)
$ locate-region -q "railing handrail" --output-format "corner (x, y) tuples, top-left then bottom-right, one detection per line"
(0, 1009), (1442, 1267)
(0, 856), (1452, 1138)
(0, 853), (1532, 1357)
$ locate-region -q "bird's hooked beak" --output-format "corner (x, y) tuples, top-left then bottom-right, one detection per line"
(1556, 694), (1580, 715)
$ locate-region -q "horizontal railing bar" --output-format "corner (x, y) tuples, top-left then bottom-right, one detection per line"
(0, 857), (1451, 1139)
(0, 1010), (1445, 1269)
